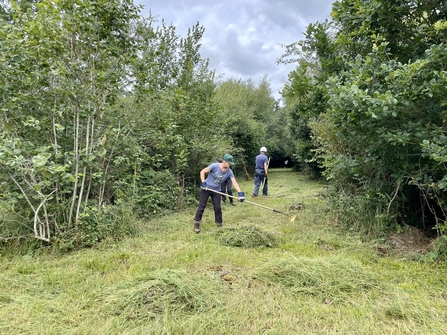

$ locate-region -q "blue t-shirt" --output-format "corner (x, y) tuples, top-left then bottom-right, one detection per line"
(205, 162), (234, 191)
(255, 154), (268, 170)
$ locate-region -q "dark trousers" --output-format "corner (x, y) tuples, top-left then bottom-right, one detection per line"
(194, 189), (223, 224)
(221, 178), (234, 203)
(253, 169), (268, 196)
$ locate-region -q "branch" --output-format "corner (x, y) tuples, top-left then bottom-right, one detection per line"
(68, 111), (80, 227)
(0, 236), (28, 241)
(386, 182), (400, 216)
(8, 173), (36, 212)
(34, 189), (56, 241)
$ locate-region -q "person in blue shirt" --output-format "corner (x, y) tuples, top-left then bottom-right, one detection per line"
(193, 154), (245, 233)
(252, 147), (269, 197)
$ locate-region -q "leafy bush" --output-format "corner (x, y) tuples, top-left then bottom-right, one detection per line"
(53, 203), (139, 252)
(115, 169), (182, 219)
(324, 188), (393, 239)
(282, 1), (447, 237)
(428, 235), (447, 262)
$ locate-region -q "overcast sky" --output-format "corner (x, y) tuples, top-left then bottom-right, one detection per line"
(133, 0), (335, 100)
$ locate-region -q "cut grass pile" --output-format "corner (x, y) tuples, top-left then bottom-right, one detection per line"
(255, 255), (379, 302)
(215, 225), (279, 248)
(106, 269), (221, 322)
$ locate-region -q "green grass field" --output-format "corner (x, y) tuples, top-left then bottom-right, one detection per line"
(1, 168), (446, 334)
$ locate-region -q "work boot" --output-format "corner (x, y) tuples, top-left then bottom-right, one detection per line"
(194, 221), (201, 234)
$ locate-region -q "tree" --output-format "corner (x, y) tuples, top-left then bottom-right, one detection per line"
(281, 0), (447, 234)
(128, 17), (229, 198)
(0, 0), (140, 242)
(279, 22), (333, 175)
(214, 77), (276, 176)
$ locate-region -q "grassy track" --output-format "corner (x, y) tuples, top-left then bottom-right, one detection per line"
(1, 168), (447, 334)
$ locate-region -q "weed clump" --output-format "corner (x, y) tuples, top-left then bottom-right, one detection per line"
(256, 255), (379, 302)
(106, 269), (221, 322)
(216, 225), (279, 248)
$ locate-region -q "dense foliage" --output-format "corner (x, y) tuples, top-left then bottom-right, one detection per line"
(281, 0), (447, 240)
(5, 0), (446, 254)
(0, 0), (278, 248)
(214, 77), (279, 177)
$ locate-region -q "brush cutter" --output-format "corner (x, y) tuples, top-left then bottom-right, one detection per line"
(207, 188), (297, 222)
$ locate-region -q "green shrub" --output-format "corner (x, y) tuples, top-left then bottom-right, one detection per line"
(428, 236), (447, 262)
(115, 169), (182, 219)
(324, 188), (393, 239)
(53, 202), (139, 252)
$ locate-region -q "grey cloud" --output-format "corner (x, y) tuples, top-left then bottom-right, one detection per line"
(133, 0), (334, 99)
(275, 0), (334, 22)
(222, 29), (276, 76)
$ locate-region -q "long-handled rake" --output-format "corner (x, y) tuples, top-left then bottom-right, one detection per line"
(207, 188), (297, 222)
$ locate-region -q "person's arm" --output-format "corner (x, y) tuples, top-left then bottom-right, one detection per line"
(200, 167), (211, 189)
(200, 167), (210, 182)
(231, 177), (245, 202)
(230, 177), (242, 192)
(264, 157), (269, 176)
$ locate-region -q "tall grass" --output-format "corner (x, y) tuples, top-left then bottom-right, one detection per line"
(1, 168), (446, 334)
(323, 188), (393, 239)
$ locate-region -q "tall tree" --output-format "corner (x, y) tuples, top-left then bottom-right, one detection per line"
(282, 0), (447, 233)
(214, 77), (276, 175)
(129, 17), (227, 190)
(0, 0), (140, 241)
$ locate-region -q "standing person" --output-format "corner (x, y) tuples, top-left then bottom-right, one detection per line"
(193, 154), (245, 233)
(252, 147), (269, 197)
(221, 166), (236, 206)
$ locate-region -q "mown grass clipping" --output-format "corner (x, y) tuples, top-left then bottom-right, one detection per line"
(215, 225), (279, 248)
(105, 269), (221, 323)
(255, 255), (380, 303)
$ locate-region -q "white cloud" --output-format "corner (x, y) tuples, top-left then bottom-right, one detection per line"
(134, 0), (335, 99)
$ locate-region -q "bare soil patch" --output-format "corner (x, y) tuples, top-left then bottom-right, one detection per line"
(389, 224), (434, 254)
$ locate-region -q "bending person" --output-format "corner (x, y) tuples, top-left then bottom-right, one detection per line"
(193, 154), (245, 233)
